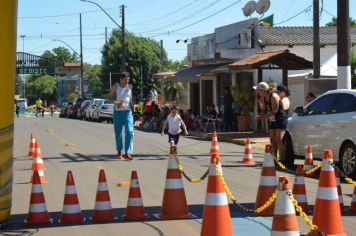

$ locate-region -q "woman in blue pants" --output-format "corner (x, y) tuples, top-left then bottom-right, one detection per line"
(108, 72), (134, 160)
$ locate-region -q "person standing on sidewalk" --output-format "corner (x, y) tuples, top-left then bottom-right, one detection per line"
(108, 72), (134, 160)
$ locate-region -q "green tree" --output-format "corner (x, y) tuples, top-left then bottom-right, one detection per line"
(84, 64), (103, 97)
(162, 59), (188, 101)
(325, 17), (356, 26)
(352, 49), (356, 88)
(26, 75), (59, 105)
(67, 92), (78, 102)
(41, 47), (78, 63)
(101, 29), (166, 98)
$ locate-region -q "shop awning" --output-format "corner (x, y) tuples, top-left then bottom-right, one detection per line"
(173, 63), (229, 83)
(153, 71), (176, 78)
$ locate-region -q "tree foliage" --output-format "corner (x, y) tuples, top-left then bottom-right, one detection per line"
(84, 64), (103, 97)
(41, 47), (78, 63)
(162, 59), (188, 101)
(325, 17), (356, 26)
(26, 75), (59, 105)
(101, 29), (167, 98)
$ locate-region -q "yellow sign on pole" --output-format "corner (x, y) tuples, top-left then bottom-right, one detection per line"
(0, 0), (18, 222)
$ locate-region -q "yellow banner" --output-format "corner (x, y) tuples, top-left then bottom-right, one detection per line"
(0, 0), (18, 222)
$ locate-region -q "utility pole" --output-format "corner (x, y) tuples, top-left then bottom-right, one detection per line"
(20, 35), (26, 98)
(80, 13), (84, 98)
(160, 40), (164, 104)
(337, 0), (351, 89)
(140, 65), (143, 100)
(121, 5), (126, 72)
(313, 0), (320, 79)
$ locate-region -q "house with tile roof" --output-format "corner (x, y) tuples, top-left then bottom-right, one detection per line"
(173, 18), (356, 128)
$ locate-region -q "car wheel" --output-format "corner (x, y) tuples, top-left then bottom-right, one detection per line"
(339, 142), (356, 178)
(283, 132), (295, 167)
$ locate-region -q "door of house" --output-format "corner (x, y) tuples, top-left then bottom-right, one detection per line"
(201, 80), (213, 113)
(190, 82), (200, 114)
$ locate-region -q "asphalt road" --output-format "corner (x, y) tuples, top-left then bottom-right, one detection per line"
(6, 117), (355, 236)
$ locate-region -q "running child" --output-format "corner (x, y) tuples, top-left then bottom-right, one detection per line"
(161, 106), (188, 150)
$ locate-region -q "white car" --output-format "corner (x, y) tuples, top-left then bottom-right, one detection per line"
(84, 98), (105, 120)
(285, 89), (356, 178)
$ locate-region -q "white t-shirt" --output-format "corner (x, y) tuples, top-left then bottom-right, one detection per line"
(167, 114), (183, 135)
(115, 83), (132, 111)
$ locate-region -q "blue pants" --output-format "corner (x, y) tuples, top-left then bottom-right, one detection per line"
(113, 110), (134, 154)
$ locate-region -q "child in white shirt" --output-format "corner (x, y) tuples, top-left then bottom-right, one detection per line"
(161, 106), (188, 150)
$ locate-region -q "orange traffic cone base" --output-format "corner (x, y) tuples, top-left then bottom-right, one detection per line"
(25, 213), (53, 224)
(91, 211), (116, 222)
(241, 159), (255, 165)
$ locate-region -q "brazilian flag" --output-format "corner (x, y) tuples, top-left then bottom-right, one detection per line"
(259, 14), (274, 28)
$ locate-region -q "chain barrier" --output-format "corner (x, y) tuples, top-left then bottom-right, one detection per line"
(287, 191), (325, 236)
(213, 161), (277, 214)
(272, 155), (321, 176)
(327, 159), (356, 186)
(172, 154), (209, 184)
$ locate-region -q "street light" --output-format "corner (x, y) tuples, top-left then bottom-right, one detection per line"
(53, 39), (79, 56)
(20, 35), (26, 99)
(80, 0), (126, 72)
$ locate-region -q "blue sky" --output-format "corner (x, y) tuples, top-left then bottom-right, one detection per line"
(17, 0), (356, 65)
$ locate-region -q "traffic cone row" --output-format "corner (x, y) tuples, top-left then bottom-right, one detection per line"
(28, 133), (36, 157)
(30, 141), (47, 184)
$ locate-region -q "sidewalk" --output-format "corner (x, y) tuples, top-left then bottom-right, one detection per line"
(189, 130), (270, 151)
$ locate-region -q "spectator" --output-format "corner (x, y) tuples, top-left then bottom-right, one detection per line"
(305, 92), (316, 104)
(209, 104), (218, 119)
(107, 71), (134, 160)
(223, 86), (234, 130)
(185, 109), (195, 130)
(144, 95), (154, 117)
(50, 103), (56, 117)
(35, 98), (44, 117)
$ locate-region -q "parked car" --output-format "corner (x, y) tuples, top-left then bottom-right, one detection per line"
(92, 102), (114, 123)
(284, 89), (356, 178)
(92, 100), (110, 121)
(68, 98), (84, 118)
(85, 98), (105, 121)
(60, 102), (73, 118)
(77, 99), (92, 119)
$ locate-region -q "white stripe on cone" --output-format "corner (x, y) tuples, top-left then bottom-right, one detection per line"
(97, 182), (109, 191)
(316, 187), (338, 200)
(246, 144), (251, 149)
(94, 201), (112, 210)
(293, 194), (307, 203)
(127, 198), (144, 207)
(211, 145), (219, 150)
(208, 163), (222, 176)
(164, 179), (184, 189)
(63, 204), (81, 214)
(245, 154), (253, 159)
(274, 191), (295, 215)
(65, 186), (77, 195)
(130, 179), (140, 188)
(271, 231), (299, 236)
(167, 157), (178, 169)
(321, 160), (334, 171)
(259, 176), (278, 186)
(205, 193), (228, 206)
(29, 203), (48, 213)
(295, 177), (305, 185)
(262, 155), (275, 167)
(31, 184), (43, 193)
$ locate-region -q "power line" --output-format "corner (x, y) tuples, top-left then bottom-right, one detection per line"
(274, 5), (312, 26)
(139, 0), (223, 34)
(18, 7), (117, 19)
(151, 0), (242, 37)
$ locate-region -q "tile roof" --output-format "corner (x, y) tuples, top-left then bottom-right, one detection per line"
(259, 26), (356, 46)
(227, 50), (313, 70)
(153, 71), (176, 78)
(64, 63), (81, 67)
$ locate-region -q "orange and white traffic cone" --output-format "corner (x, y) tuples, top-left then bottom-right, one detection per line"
(307, 149), (346, 236)
(156, 149), (192, 219)
(30, 141), (47, 184)
(122, 171), (149, 220)
(91, 169), (116, 222)
(271, 176), (299, 236)
(60, 171), (85, 223)
(292, 165), (308, 214)
(255, 144), (277, 216)
(335, 171), (344, 212)
(303, 145), (314, 172)
(25, 170), (52, 224)
(346, 186), (356, 213)
(201, 131), (233, 236)
(27, 133), (36, 157)
(242, 137), (255, 164)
